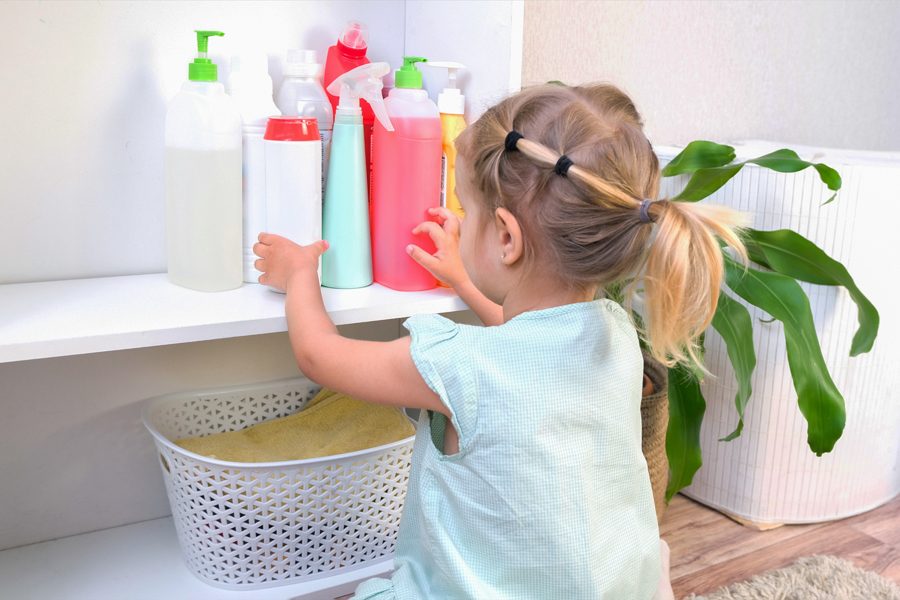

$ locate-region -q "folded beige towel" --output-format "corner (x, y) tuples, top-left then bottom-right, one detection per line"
(176, 388), (414, 462)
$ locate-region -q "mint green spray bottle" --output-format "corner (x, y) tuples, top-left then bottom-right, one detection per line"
(322, 63), (393, 288)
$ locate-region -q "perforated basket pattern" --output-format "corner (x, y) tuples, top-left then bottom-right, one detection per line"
(142, 378), (414, 590)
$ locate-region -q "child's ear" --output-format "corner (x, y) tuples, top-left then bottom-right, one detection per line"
(494, 207), (524, 266)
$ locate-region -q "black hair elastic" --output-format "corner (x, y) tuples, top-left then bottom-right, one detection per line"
(505, 130), (524, 152)
(554, 155), (574, 177)
(639, 199), (655, 223)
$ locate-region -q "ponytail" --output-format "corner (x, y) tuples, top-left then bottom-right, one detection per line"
(510, 132), (750, 369)
(455, 82), (749, 369)
(641, 200), (748, 368)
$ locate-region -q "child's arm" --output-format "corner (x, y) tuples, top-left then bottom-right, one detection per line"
(253, 234), (448, 415)
(407, 207), (504, 326)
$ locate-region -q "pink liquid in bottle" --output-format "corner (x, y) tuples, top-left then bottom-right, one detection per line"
(371, 114), (443, 291)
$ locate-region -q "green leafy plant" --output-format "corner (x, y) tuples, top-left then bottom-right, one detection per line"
(653, 141), (879, 502)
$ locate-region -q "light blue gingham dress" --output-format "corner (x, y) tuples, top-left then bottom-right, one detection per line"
(353, 299), (662, 599)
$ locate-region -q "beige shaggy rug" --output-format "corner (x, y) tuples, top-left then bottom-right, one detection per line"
(684, 555), (900, 599)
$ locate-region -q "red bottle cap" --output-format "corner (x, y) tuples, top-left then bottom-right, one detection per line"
(337, 38), (368, 59)
(337, 22), (368, 58)
(264, 117), (320, 141)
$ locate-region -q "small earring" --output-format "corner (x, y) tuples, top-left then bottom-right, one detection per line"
(501, 252), (507, 260)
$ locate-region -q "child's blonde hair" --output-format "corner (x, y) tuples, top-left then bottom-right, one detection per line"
(455, 83), (747, 368)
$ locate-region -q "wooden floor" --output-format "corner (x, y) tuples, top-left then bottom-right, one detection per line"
(661, 492), (900, 598)
(338, 492), (899, 599)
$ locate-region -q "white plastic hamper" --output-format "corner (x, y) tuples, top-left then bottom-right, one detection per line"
(656, 141), (900, 526)
(142, 377), (415, 590)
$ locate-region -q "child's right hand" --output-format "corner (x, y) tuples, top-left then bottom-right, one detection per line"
(407, 207), (469, 289)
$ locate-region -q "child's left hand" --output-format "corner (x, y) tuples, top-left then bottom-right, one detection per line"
(253, 233), (328, 292)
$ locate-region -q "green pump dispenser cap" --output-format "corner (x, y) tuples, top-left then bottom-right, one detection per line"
(189, 30), (224, 82)
(395, 56), (427, 89)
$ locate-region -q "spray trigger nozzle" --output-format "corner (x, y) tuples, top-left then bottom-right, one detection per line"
(327, 62), (394, 132)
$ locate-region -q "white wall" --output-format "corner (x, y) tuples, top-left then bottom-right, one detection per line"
(407, 0), (524, 120)
(523, 0), (900, 152)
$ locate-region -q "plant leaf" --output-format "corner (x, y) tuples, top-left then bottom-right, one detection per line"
(665, 364), (707, 502)
(661, 141), (736, 177)
(710, 291), (757, 442)
(743, 148), (808, 172)
(724, 257), (846, 455)
(745, 229), (879, 356)
(666, 145), (842, 204)
(672, 164), (744, 202)
(744, 237), (771, 269)
(745, 149), (842, 194)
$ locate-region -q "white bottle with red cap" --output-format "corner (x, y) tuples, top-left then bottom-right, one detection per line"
(262, 116), (323, 289)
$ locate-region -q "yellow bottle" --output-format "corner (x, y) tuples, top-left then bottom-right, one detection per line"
(440, 112), (467, 217)
(425, 62), (467, 218)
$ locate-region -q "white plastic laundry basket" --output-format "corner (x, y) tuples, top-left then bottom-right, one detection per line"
(655, 141), (900, 526)
(142, 377), (415, 590)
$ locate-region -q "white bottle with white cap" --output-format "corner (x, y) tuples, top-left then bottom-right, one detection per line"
(226, 52), (280, 283)
(277, 49), (333, 195)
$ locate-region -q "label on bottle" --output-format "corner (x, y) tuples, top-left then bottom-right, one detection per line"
(440, 152), (448, 208)
(321, 129), (332, 200)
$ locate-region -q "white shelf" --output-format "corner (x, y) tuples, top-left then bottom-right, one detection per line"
(0, 274), (468, 363)
(0, 516), (393, 600)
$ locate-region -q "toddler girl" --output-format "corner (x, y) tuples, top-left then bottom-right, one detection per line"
(253, 82), (746, 599)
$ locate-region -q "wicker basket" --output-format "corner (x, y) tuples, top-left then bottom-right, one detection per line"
(640, 355), (670, 525)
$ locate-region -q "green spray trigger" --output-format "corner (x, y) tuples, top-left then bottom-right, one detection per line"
(395, 56), (427, 89)
(189, 30), (224, 82)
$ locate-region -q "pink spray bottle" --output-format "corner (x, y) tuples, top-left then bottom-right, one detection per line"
(370, 56), (442, 291)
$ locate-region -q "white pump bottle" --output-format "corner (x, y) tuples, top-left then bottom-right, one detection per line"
(165, 30), (242, 292)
